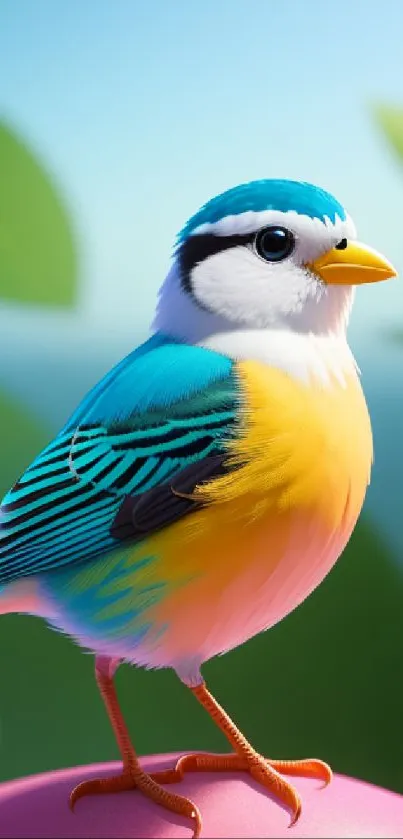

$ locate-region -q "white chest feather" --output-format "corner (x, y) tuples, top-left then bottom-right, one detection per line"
(198, 328), (357, 387)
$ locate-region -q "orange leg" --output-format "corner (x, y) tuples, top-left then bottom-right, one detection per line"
(158, 681), (332, 826)
(71, 659), (330, 835)
(70, 657), (202, 838)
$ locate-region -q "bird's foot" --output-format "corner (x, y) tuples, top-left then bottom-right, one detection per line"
(70, 762), (202, 838)
(155, 751), (332, 826)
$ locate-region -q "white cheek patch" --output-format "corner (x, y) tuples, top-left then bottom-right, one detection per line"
(191, 246), (322, 329)
(153, 256), (354, 346)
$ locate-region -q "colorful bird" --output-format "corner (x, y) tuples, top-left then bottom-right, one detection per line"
(0, 179), (397, 836)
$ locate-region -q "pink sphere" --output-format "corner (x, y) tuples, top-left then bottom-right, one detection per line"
(0, 754), (403, 838)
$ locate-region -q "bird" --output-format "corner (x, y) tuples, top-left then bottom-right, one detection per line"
(0, 178), (397, 837)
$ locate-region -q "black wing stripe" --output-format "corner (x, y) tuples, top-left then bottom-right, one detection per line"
(5, 478), (76, 512)
(0, 496), (117, 557)
(7, 510), (118, 574)
(0, 484), (107, 543)
(4, 444), (134, 521)
(3, 534), (116, 582)
(17, 463), (70, 488)
(115, 425), (227, 452)
(18, 443), (107, 489)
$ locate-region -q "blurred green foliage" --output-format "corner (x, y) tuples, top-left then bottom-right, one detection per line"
(373, 104), (403, 344)
(0, 122), (77, 307)
(0, 392), (49, 492)
(374, 105), (403, 163)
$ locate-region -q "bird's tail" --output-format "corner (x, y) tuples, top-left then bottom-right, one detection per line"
(0, 578), (50, 617)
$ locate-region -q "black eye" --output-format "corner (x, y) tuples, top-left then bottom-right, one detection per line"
(254, 226), (295, 262)
(335, 238), (348, 250)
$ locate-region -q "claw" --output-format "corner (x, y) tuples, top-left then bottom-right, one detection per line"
(289, 797), (302, 828)
(268, 757), (332, 788)
(156, 749), (330, 828)
(249, 756), (302, 827)
(70, 773), (134, 811)
(69, 769), (202, 838)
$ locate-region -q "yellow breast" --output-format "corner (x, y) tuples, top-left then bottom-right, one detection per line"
(197, 358), (373, 533)
(126, 357), (373, 667)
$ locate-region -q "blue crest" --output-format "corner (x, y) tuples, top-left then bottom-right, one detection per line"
(178, 179), (346, 241)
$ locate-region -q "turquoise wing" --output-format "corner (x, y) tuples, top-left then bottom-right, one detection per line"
(0, 335), (240, 584)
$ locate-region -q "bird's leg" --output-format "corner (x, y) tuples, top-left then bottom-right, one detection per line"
(159, 678), (332, 826)
(70, 655), (202, 838)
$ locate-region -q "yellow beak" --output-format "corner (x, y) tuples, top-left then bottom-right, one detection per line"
(308, 241), (397, 285)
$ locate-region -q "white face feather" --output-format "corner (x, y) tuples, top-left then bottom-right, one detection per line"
(154, 209), (357, 341)
(189, 206), (355, 243)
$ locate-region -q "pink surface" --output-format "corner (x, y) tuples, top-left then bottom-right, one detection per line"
(0, 754), (403, 838)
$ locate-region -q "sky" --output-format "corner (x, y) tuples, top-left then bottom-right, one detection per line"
(0, 0), (402, 342)
(0, 0), (403, 550)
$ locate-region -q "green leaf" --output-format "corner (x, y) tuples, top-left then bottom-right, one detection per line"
(373, 104), (403, 163)
(0, 389), (49, 496)
(0, 122), (78, 306)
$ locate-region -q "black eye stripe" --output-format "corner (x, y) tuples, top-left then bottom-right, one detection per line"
(178, 232), (254, 293)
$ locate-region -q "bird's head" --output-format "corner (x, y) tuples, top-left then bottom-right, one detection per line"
(153, 179), (397, 342)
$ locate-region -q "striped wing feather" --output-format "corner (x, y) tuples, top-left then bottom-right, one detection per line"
(0, 338), (239, 584)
